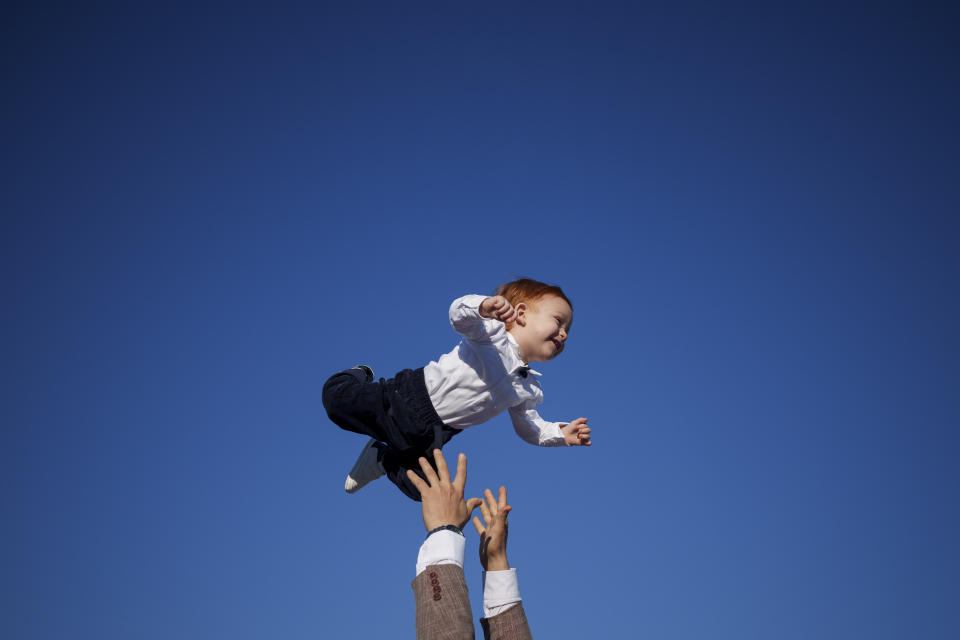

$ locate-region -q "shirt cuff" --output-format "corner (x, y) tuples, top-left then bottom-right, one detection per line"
(415, 529), (466, 577)
(482, 568), (521, 618)
(536, 420), (567, 446)
(459, 294), (486, 310)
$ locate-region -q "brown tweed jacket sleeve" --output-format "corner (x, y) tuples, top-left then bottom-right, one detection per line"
(480, 604), (533, 640)
(412, 564), (475, 640)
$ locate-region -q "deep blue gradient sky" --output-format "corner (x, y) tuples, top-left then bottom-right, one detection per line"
(3, 2), (958, 639)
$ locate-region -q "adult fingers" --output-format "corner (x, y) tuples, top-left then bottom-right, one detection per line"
(432, 449), (452, 484)
(479, 498), (492, 525)
(452, 452), (468, 492)
(406, 469), (429, 494)
(466, 497), (483, 514)
(484, 488), (498, 516)
(418, 456), (440, 486)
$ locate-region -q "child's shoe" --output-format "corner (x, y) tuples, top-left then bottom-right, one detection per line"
(345, 439), (385, 493)
(350, 365), (375, 382)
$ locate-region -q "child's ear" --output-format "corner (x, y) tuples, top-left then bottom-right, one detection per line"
(515, 302), (527, 326)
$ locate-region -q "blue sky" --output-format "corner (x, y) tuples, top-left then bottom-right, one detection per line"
(2, 2), (958, 638)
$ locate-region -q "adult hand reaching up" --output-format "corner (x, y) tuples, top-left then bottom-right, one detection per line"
(473, 486), (512, 571)
(407, 449), (483, 532)
(409, 452), (533, 640)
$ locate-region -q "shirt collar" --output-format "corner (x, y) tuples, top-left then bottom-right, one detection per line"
(505, 333), (542, 377)
(515, 365), (542, 378)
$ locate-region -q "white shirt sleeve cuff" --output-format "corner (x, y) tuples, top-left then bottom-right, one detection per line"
(459, 294), (486, 310)
(544, 421), (568, 446)
(482, 568), (521, 618)
(415, 530), (466, 577)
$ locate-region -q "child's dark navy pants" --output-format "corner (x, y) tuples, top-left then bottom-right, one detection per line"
(322, 367), (460, 501)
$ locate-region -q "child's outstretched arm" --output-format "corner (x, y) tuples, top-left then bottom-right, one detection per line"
(508, 405), (592, 447)
(449, 294), (514, 341)
(478, 295), (517, 324)
(560, 417), (592, 446)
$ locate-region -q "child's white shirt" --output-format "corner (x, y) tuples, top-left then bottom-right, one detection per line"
(422, 294), (567, 447)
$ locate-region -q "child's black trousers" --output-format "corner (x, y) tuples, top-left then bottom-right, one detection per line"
(322, 367), (460, 501)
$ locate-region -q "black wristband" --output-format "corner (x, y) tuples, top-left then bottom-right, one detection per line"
(426, 524), (463, 539)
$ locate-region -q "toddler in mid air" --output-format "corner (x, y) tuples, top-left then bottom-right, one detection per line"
(322, 278), (591, 501)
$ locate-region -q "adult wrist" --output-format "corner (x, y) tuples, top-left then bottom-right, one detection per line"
(426, 524), (463, 539)
(482, 568), (521, 618)
(416, 529), (466, 576)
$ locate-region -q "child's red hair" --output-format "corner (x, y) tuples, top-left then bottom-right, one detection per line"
(494, 278), (573, 328)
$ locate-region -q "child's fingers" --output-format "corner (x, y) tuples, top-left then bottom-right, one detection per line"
(472, 516), (485, 536)
(497, 485), (508, 511)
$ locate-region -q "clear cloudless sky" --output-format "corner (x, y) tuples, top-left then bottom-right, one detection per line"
(2, 2), (958, 639)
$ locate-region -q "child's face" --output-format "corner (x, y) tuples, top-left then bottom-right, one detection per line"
(509, 294), (573, 363)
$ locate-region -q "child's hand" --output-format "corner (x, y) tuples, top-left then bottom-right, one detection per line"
(479, 295), (517, 324)
(562, 417), (591, 446)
